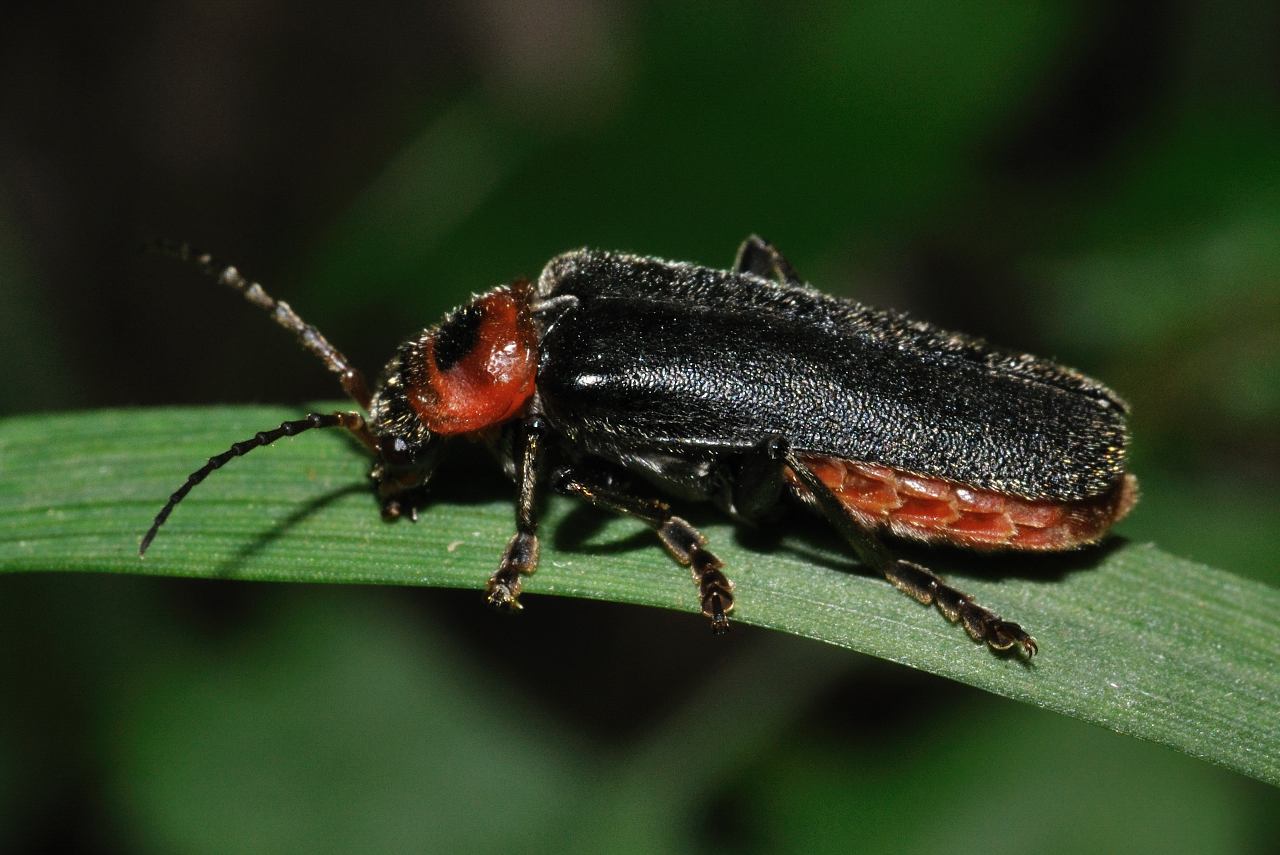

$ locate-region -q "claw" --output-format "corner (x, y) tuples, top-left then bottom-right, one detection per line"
(986, 619), (1038, 657)
(702, 589), (734, 635)
(485, 582), (522, 611)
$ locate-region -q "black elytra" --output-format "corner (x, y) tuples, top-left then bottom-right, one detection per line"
(141, 236), (1140, 657)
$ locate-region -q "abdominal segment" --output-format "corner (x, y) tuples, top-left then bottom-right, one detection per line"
(788, 455), (1137, 551)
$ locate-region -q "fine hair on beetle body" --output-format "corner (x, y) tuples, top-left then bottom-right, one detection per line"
(141, 236), (1138, 657)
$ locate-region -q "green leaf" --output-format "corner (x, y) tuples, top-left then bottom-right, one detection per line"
(2, 407), (1277, 786)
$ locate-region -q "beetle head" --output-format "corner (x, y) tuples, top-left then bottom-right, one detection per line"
(366, 281), (538, 509)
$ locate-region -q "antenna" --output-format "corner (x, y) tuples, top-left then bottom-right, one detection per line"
(148, 240), (372, 409)
(140, 411), (368, 555)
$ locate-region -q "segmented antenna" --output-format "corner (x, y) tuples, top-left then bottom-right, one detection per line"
(139, 411), (367, 556)
(149, 239), (372, 409)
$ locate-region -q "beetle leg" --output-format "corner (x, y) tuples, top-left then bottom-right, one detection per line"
(733, 235), (802, 286)
(486, 416), (548, 612)
(376, 476), (425, 522)
(780, 446), (1038, 657)
(553, 467), (735, 634)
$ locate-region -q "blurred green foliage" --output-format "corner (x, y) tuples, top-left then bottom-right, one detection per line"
(1, 1), (1277, 851)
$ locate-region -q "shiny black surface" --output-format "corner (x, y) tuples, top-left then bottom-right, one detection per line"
(537, 250), (1129, 502)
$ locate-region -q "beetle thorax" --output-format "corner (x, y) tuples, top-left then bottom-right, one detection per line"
(404, 283), (538, 435)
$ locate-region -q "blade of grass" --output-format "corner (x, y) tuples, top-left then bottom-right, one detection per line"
(1, 407), (1277, 785)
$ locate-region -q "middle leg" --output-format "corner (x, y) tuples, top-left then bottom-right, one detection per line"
(553, 466), (736, 633)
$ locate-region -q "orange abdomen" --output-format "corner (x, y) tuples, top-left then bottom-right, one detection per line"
(788, 455), (1137, 551)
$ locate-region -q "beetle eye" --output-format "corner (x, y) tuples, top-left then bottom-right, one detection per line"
(380, 434), (416, 465)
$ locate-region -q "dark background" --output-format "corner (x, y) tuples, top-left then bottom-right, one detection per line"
(2, 2), (1278, 852)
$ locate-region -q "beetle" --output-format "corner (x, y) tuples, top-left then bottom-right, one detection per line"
(141, 236), (1137, 656)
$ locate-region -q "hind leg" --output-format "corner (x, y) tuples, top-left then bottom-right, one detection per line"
(778, 442), (1037, 656)
(733, 235), (802, 286)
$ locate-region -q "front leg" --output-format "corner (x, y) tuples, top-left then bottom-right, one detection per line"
(486, 416), (548, 610)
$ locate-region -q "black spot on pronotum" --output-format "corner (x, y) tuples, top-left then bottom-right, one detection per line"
(432, 303), (486, 370)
